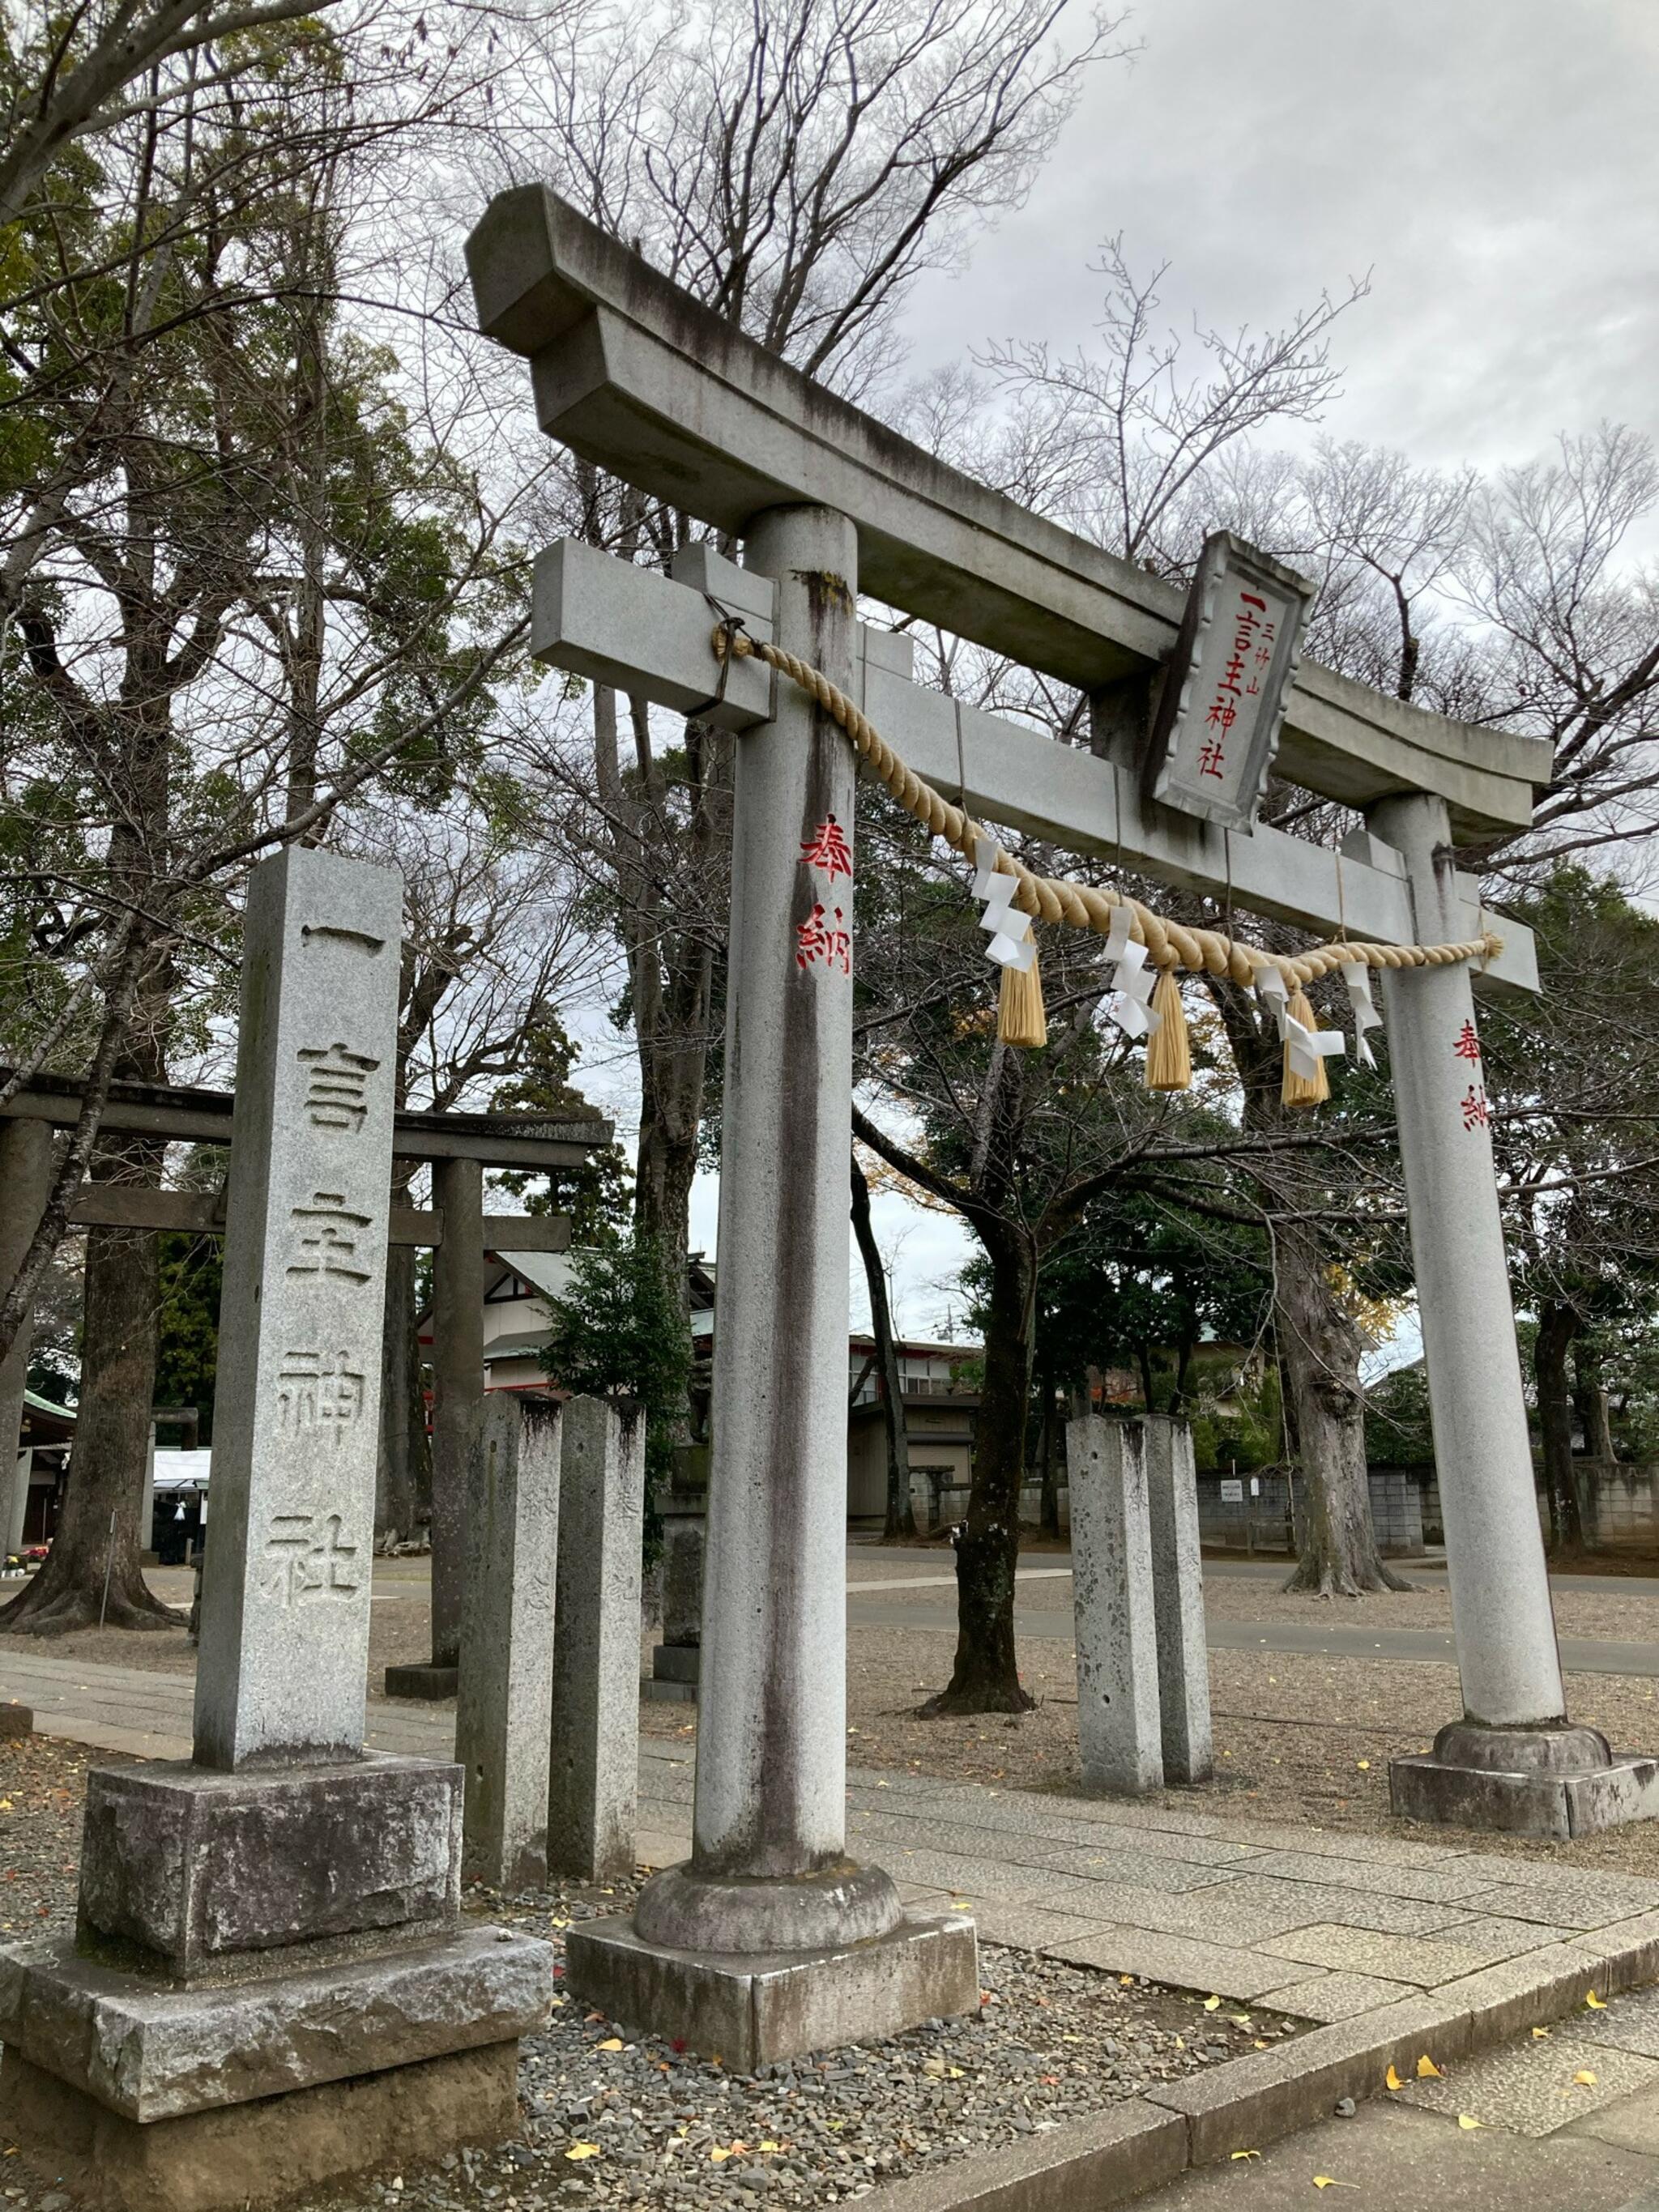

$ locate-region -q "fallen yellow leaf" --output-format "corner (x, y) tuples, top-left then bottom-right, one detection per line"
(1120, 1975), (1135, 1987)
(1313, 2180), (1358, 2192)
(1357, 1759), (1371, 1771)
(1573, 2070), (1598, 2087)
(759, 2142), (779, 2153)
(1385, 2065), (1405, 2092)
(1531, 2027), (1550, 2039)
(1417, 2055), (1444, 2079)
(565, 2144), (601, 2161)
(1205, 1996), (1222, 2012)
(709, 2147), (731, 2163)
(1457, 2114), (1484, 2131)
(1231, 2150), (1260, 2161)
(1586, 1991), (1607, 2010)
(596, 2037), (624, 2052)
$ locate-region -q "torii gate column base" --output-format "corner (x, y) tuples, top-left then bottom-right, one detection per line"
(1370, 794), (1659, 1839)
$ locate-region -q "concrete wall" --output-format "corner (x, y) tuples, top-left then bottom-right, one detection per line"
(1576, 1460), (1659, 1552)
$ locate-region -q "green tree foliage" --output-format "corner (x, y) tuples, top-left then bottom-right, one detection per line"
(153, 1234), (223, 1445)
(490, 1018), (631, 1244)
(540, 1234), (691, 1565)
(1363, 1362), (1435, 1470)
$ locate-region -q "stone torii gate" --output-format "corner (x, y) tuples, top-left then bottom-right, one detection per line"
(469, 190), (1653, 2052)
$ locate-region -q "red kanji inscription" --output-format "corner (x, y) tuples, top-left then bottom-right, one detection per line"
(795, 902), (851, 975)
(1197, 740), (1227, 779)
(799, 813), (853, 882)
(1452, 1020), (1482, 1063)
(1460, 1084), (1491, 1131)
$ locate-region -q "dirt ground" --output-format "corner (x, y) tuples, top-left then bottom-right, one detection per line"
(12, 1554), (1659, 1876)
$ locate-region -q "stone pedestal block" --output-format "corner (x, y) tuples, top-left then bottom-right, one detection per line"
(385, 1660), (458, 1700)
(76, 1754), (461, 1979)
(0, 2037), (519, 2212)
(0, 1927), (550, 2121)
(1391, 1720), (1659, 1839)
(651, 1643), (702, 1685)
(566, 1911), (977, 2073)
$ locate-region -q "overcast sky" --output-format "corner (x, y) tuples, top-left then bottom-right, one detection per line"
(672, 0), (1659, 1341)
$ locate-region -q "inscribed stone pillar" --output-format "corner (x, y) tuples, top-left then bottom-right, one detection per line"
(548, 1394), (644, 1882)
(1144, 1416), (1213, 1784)
(458, 1396), (561, 1889)
(1068, 1415), (1163, 1796)
(429, 1154), (485, 1673)
(0, 1119), (51, 1558)
(194, 846), (403, 1771)
(1366, 794), (1567, 1736)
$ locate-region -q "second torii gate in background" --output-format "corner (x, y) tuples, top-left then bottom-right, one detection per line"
(469, 185), (1655, 2062)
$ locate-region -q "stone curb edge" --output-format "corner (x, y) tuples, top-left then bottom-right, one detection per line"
(867, 1908), (1659, 2210)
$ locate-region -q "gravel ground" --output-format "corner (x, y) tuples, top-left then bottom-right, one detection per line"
(0, 1739), (1298, 2212)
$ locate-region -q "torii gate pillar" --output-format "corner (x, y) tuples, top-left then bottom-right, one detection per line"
(565, 507), (977, 2066)
(1373, 793), (1659, 1836)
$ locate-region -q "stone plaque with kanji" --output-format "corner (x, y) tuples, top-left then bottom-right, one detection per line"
(1143, 531), (1312, 830)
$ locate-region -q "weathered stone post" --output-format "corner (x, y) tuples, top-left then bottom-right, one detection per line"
(1068, 1415), (1163, 1796)
(1144, 1416), (1213, 1785)
(458, 1395), (561, 1890)
(1370, 795), (1655, 1835)
(0, 1119), (51, 1557)
(647, 1461), (706, 1702)
(0, 850), (550, 2212)
(547, 1395), (644, 1881)
(389, 1155), (485, 1699)
(430, 1156), (485, 1671)
(567, 508), (975, 2065)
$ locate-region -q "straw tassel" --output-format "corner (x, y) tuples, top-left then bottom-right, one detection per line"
(997, 943), (1047, 1047)
(1143, 966), (1192, 1092)
(1282, 986), (1330, 1108)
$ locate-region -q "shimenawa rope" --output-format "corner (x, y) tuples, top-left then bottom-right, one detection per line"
(714, 625), (1499, 1093)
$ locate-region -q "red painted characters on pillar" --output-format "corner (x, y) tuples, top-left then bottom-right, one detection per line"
(799, 813), (853, 882)
(1452, 1018), (1487, 1127)
(795, 813), (853, 976)
(795, 901), (851, 975)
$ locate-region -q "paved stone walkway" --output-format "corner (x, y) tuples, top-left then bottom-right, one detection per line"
(11, 1648), (1659, 2028)
(1128, 1984), (1659, 2212)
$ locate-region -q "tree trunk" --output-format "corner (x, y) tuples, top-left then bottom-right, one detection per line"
(923, 1229), (1036, 1714)
(850, 1153), (914, 1541)
(1134, 1342), (1155, 1413)
(1535, 1300), (1584, 1554)
(1573, 1345), (1616, 1462)
(1277, 1217), (1412, 1596)
(0, 1145), (177, 1634)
